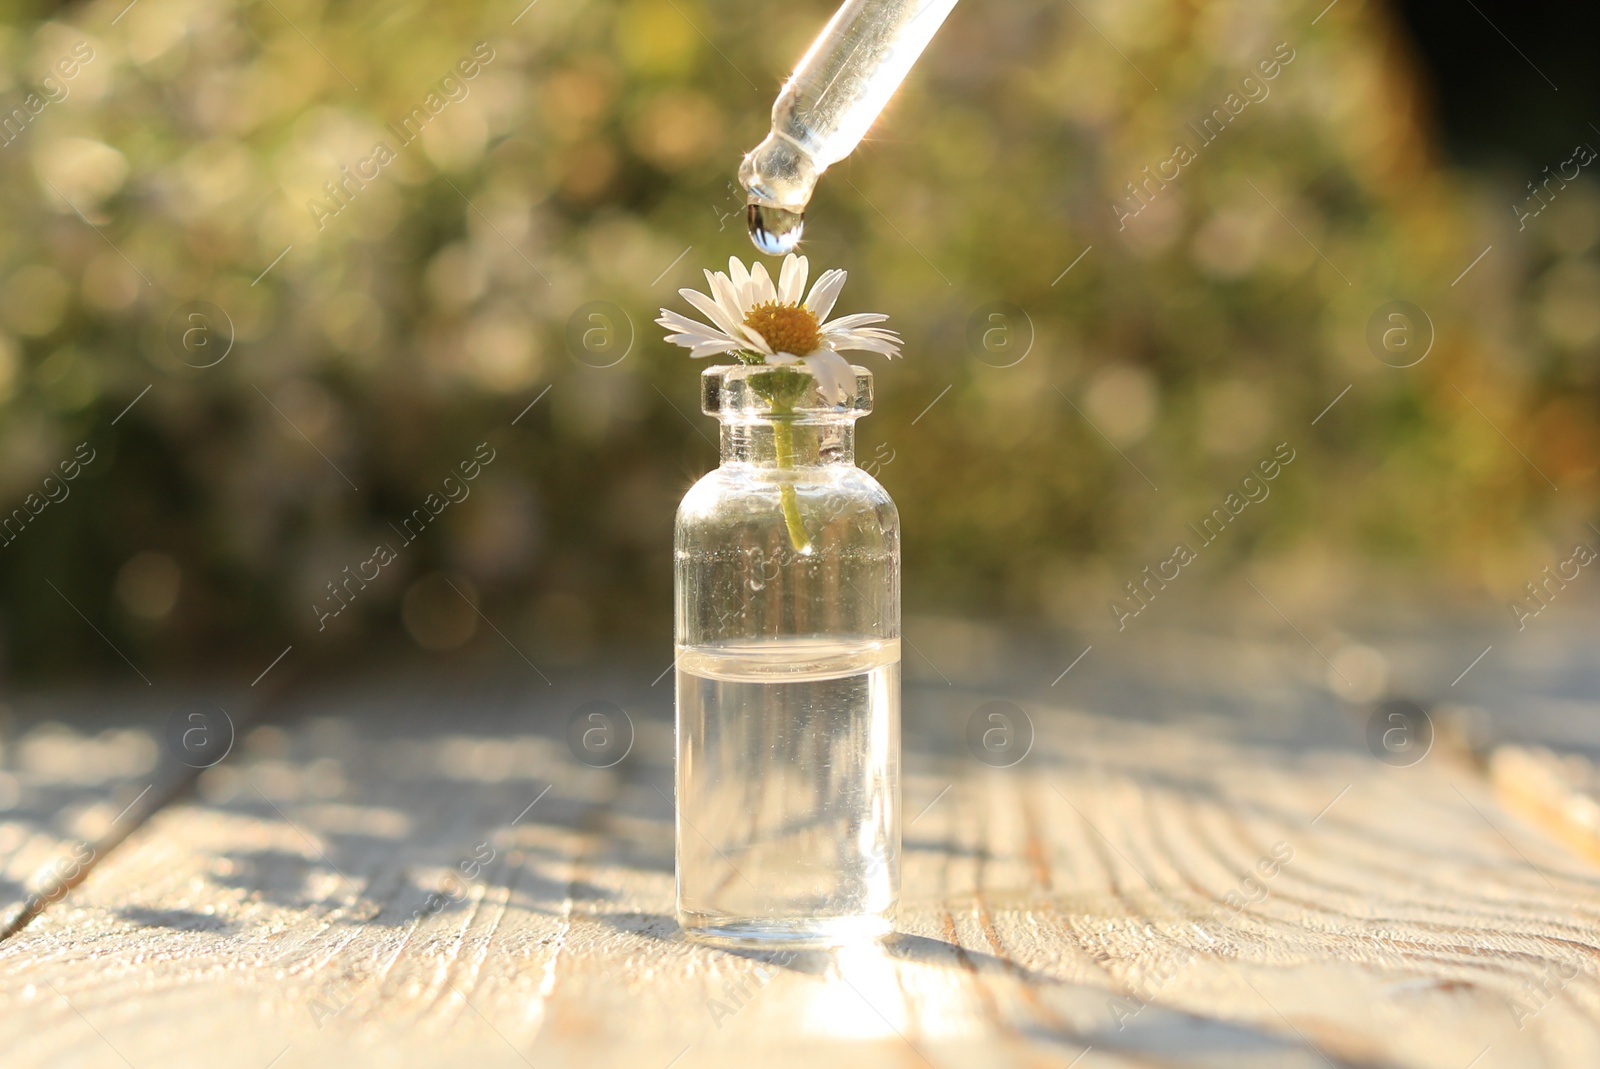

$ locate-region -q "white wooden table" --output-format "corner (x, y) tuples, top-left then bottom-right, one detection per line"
(2, 620), (1598, 1069)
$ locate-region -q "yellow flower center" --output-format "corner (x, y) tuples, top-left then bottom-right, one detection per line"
(744, 301), (821, 356)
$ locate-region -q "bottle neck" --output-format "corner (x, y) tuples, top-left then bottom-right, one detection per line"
(720, 417), (856, 467)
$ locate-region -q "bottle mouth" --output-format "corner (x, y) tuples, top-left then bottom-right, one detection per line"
(702, 363), (873, 419)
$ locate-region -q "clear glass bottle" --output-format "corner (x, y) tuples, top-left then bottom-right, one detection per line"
(675, 363), (901, 947)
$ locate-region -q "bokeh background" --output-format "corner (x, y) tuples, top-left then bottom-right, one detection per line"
(0, 0), (1595, 683)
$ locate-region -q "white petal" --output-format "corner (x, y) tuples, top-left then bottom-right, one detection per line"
(819, 312), (889, 331)
(657, 309), (731, 341)
(702, 267), (731, 302)
(681, 287), (745, 340)
(826, 329), (902, 357)
(748, 260), (777, 305)
(689, 339), (742, 358)
(656, 307), (700, 328)
(723, 258), (753, 311)
(738, 324), (773, 354)
(661, 328), (716, 345)
(778, 254), (808, 305)
(766, 352), (802, 365)
(804, 269), (847, 321)
(659, 294), (716, 336)
(677, 289), (736, 337)
(702, 269), (745, 323)
(726, 259), (755, 308)
(837, 324), (901, 342)
(705, 272), (744, 326)
(664, 329), (736, 348)
(804, 349), (855, 404)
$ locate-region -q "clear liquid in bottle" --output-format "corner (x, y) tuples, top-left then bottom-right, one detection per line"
(675, 635), (901, 947)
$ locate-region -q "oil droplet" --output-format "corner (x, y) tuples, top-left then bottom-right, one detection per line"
(747, 203), (805, 256)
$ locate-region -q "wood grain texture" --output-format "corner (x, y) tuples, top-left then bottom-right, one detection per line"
(1, 632), (1597, 1069)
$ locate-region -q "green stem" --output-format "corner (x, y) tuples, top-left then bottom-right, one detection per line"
(771, 406), (810, 553)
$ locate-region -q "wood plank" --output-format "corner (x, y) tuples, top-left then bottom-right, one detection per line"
(1, 635), (1597, 1069)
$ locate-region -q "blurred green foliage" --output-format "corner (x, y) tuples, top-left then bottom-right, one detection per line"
(0, 0), (1595, 680)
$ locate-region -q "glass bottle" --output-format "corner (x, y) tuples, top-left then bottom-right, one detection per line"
(675, 363), (901, 947)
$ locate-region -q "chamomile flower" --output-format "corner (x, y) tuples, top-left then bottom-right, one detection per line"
(655, 253), (902, 403)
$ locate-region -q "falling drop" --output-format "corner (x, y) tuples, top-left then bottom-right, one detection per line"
(747, 203), (805, 256)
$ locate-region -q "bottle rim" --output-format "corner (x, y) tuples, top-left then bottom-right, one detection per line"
(701, 363), (873, 420)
